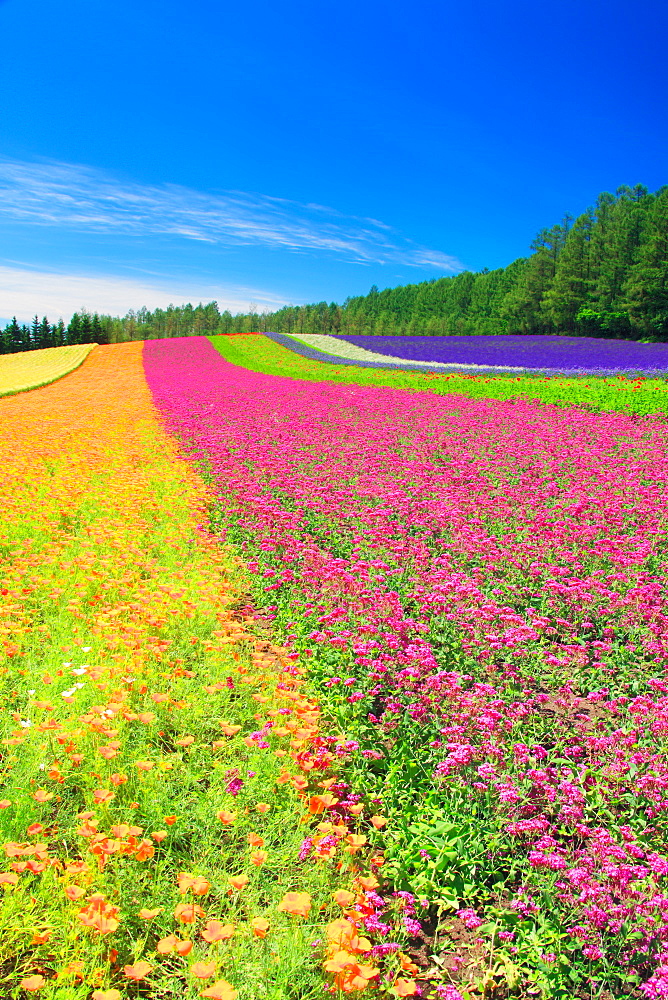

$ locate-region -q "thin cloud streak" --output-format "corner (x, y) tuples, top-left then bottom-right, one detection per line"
(0, 264), (289, 323)
(0, 157), (462, 272)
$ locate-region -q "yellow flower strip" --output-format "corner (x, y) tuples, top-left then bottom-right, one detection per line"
(0, 342), (411, 999)
(0, 343), (97, 397)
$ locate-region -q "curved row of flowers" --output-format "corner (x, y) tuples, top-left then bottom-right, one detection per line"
(0, 344), (418, 999)
(145, 335), (668, 999)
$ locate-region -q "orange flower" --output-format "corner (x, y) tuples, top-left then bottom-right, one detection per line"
(164, 815), (178, 825)
(178, 872), (211, 895)
(247, 832), (264, 847)
(33, 789), (54, 803)
(370, 815), (387, 829)
(326, 918), (372, 954)
(250, 850), (268, 867)
(227, 874), (249, 892)
(219, 724), (241, 737)
(77, 894), (120, 935)
(200, 980), (237, 1000)
(156, 934), (178, 954)
(308, 793), (338, 814)
(190, 961), (217, 979)
(277, 891), (311, 919)
(250, 916), (270, 938)
(174, 902), (205, 924)
(139, 907), (163, 920)
(92, 789), (114, 804)
(64, 885), (86, 901)
(255, 802), (271, 813)
(123, 960), (153, 981)
(345, 834), (367, 854)
(392, 978), (418, 997)
(324, 951), (380, 991)
(158, 935), (194, 956)
(333, 890), (356, 907)
(92, 990), (122, 1000)
(110, 773), (128, 786)
(216, 810), (236, 825)
(20, 975), (46, 991)
(201, 920), (235, 943)
(151, 830), (168, 842)
(31, 931), (52, 945)
(134, 839), (155, 862)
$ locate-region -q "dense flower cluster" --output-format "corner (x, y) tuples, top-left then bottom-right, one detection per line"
(0, 342), (96, 396)
(146, 335), (668, 996)
(337, 334), (668, 375)
(0, 344), (412, 997)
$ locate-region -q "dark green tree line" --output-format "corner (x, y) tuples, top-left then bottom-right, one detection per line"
(4, 183), (666, 348)
(0, 311), (109, 354)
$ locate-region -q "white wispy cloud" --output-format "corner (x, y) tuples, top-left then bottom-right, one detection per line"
(0, 264), (288, 324)
(0, 156), (462, 271)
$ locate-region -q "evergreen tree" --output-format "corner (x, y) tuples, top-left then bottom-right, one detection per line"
(38, 317), (52, 349)
(3, 318), (21, 354)
(79, 311), (93, 343)
(624, 188), (668, 339)
(67, 313), (82, 345)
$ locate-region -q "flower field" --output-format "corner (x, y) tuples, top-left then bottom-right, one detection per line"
(3, 332), (668, 998)
(278, 336), (530, 374)
(145, 335), (668, 999)
(216, 333), (668, 416)
(0, 343), (410, 1000)
(0, 344), (96, 398)
(335, 336), (668, 376)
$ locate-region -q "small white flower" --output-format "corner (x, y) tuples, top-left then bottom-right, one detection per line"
(19, 720), (31, 729)
(28, 689), (36, 696)
(72, 667), (87, 676)
(81, 647), (92, 652)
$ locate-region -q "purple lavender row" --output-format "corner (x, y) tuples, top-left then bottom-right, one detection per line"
(336, 334), (668, 375)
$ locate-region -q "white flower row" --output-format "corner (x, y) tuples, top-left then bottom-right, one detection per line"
(286, 334), (529, 372)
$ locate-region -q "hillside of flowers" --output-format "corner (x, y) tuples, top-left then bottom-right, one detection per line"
(0, 344), (414, 1000)
(3, 334), (668, 999)
(214, 333), (668, 416)
(143, 334), (668, 1000)
(0, 343), (96, 397)
(334, 335), (668, 376)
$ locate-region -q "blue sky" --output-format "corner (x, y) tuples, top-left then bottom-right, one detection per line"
(0, 0), (666, 324)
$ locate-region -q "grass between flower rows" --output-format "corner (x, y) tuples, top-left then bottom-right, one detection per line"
(209, 334), (668, 415)
(0, 344), (97, 398)
(0, 344), (417, 1000)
